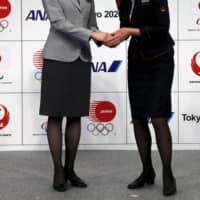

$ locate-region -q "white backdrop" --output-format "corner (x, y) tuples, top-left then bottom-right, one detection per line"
(0, 0), (200, 150)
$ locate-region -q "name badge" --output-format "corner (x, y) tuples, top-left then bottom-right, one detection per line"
(141, 0), (150, 3)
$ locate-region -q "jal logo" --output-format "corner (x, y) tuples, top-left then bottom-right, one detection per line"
(191, 51), (200, 76)
(91, 60), (122, 72)
(89, 101), (116, 122)
(26, 10), (48, 21)
(0, 0), (11, 19)
(0, 104), (10, 129)
(33, 49), (43, 80)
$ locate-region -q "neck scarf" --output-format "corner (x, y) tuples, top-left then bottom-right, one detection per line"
(129, 0), (135, 20)
(116, 0), (135, 21)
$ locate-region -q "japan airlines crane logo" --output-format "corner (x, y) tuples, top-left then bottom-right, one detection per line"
(0, 104), (10, 129)
(191, 51), (200, 76)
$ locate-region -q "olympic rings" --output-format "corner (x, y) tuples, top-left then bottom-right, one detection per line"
(0, 20), (9, 32)
(87, 123), (114, 136)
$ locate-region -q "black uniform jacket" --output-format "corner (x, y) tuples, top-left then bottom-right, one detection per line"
(117, 0), (174, 61)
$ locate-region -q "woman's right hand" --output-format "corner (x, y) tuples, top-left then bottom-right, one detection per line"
(91, 32), (112, 42)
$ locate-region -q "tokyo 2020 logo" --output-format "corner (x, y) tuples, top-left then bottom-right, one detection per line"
(87, 101), (117, 136)
(0, 0), (11, 32)
(0, 104), (10, 129)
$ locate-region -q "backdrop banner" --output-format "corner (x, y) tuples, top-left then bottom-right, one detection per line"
(0, 0), (200, 150)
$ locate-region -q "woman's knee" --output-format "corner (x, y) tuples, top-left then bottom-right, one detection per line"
(133, 118), (148, 126)
(151, 117), (167, 128)
(67, 116), (81, 124)
(48, 116), (63, 122)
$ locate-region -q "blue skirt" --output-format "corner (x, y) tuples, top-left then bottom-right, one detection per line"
(128, 49), (174, 118)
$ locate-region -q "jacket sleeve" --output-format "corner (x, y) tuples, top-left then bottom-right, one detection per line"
(87, 0), (102, 47)
(88, 0), (99, 32)
(139, 0), (170, 41)
(42, 0), (93, 42)
(117, 0), (132, 28)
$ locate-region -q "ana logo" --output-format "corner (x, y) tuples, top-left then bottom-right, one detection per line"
(33, 49), (43, 80)
(0, 104), (10, 129)
(0, 0), (11, 19)
(87, 101), (117, 136)
(191, 51), (200, 76)
(26, 10), (48, 21)
(91, 60), (122, 72)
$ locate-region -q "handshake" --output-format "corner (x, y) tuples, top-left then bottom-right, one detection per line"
(91, 28), (132, 48)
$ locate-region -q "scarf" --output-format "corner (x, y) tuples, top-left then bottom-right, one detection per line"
(116, 0), (135, 21)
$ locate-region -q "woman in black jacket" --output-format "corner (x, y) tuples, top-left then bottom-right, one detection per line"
(107, 0), (176, 196)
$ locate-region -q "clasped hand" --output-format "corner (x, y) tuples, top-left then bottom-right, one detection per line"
(92, 28), (131, 48)
(104, 28), (131, 48)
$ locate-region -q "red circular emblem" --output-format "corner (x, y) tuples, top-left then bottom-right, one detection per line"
(191, 51), (200, 76)
(0, 104), (10, 129)
(89, 101), (117, 122)
(160, 6), (167, 13)
(0, 0), (11, 19)
(198, 2), (200, 10)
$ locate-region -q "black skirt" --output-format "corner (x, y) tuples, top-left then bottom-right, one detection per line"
(39, 59), (91, 117)
(128, 49), (174, 118)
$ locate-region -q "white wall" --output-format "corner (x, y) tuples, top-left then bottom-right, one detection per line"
(0, 0), (200, 150)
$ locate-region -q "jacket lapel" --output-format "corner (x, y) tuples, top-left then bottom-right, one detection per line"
(71, 0), (81, 12)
